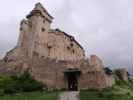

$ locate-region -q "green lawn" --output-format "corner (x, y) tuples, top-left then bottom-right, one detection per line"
(80, 81), (133, 100)
(80, 90), (133, 100)
(0, 91), (59, 100)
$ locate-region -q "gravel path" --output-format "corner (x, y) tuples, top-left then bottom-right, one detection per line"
(59, 91), (79, 100)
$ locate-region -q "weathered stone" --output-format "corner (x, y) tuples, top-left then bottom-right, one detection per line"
(115, 68), (129, 82)
(89, 55), (104, 71)
(104, 68), (115, 87)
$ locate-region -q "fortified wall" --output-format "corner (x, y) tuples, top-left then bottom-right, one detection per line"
(15, 3), (85, 61)
(0, 3), (120, 90)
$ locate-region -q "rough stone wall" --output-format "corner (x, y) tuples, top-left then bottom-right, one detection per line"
(28, 55), (113, 90)
(0, 3), (116, 90)
(0, 53), (114, 90)
(48, 29), (85, 61)
(89, 55), (104, 71)
(79, 55), (107, 89)
(15, 3), (85, 61)
(105, 75), (115, 87)
(28, 57), (75, 89)
(79, 71), (107, 90)
(78, 55), (115, 90)
(115, 68), (129, 82)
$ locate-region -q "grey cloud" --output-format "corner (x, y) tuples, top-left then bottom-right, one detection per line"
(0, 0), (133, 73)
(0, 19), (19, 57)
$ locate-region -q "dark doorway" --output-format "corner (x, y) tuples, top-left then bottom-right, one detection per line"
(67, 73), (78, 91)
(64, 68), (81, 91)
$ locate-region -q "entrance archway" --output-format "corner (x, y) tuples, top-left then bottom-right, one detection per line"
(64, 68), (81, 91)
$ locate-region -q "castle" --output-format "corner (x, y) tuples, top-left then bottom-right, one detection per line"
(0, 3), (129, 91)
(18, 3), (85, 61)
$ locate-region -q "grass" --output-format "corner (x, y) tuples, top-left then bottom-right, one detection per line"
(80, 81), (133, 100)
(1, 81), (133, 100)
(80, 90), (133, 100)
(0, 91), (59, 100)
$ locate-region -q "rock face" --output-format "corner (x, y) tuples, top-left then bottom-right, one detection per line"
(0, 3), (115, 90)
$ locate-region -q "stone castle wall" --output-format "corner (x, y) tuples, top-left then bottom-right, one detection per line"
(48, 29), (85, 61)
(115, 68), (129, 82)
(16, 3), (85, 61)
(26, 55), (114, 90)
(0, 3), (116, 90)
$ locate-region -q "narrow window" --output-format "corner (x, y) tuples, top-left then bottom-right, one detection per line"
(72, 49), (75, 54)
(20, 27), (23, 31)
(42, 28), (45, 32)
(67, 46), (70, 50)
(43, 19), (45, 23)
(33, 51), (39, 57)
(70, 43), (73, 47)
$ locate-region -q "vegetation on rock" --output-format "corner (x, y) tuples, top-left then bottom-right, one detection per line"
(80, 80), (133, 100)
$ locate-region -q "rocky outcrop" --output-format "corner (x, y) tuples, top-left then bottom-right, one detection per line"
(115, 68), (129, 82)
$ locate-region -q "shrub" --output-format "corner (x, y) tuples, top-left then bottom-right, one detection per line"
(0, 71), (44, 94)
(0, 89), (4, 96)
(14, 71), (43, 92)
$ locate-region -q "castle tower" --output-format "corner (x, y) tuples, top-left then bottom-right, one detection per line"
(26, 3), (53, 32)
(17, 19), (30, 57)
(17, 3), (85, 61)
(18, 3), (53, 58)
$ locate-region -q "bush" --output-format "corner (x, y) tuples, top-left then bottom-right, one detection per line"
(115, 80), (129, 86)
(14, 71), (43, 92)
(0, 71), (44, 94)
(0, 75), (15, 94)
(0, 89), (4, 96)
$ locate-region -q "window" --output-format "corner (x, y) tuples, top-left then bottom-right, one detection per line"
(67, 46), (70, 50)
(72, 49), (75, 54)
(41, 56), (44, 58)
(20, 27), (23, 31)
(43, 19), (45, 23)
(48, 45), (52, 49)
(42, 28), (45, 32)
(70, 43), (73, 47)
(33, 51), (39, 57)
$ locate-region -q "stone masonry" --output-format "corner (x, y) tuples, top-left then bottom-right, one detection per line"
(0, 3), (116, 90)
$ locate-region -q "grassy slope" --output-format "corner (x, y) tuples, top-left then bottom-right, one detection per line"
(80, 82), (133, 100)
(0, 92), (59, 100)
(80, 91), (133, 100)
(1, 81), (133, 100)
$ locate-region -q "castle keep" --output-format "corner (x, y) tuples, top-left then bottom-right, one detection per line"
(0, 3), (116, 91)
(18, 3), (85, 61)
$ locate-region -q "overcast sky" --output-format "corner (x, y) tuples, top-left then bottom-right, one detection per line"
(0, 0), (133, 73)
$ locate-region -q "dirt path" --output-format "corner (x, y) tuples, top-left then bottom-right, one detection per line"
(59, 91), (79, 100)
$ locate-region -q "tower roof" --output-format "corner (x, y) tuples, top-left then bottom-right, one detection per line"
(27, 2), (53, 20)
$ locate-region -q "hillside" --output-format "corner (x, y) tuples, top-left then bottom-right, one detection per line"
(80, 81), (133, 100)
